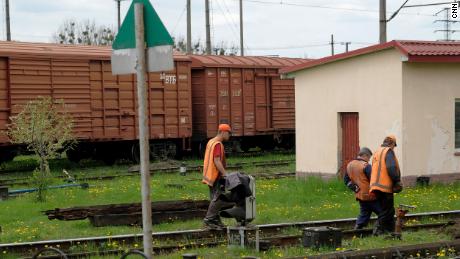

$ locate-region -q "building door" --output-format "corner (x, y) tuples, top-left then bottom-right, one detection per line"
(340, 112), (359, 177)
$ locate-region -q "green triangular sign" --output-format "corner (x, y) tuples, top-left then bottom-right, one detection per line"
(111, 0), (174, 75)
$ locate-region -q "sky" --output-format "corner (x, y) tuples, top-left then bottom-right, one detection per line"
(1, 0), (459, 58)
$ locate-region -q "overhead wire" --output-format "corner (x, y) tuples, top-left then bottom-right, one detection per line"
(171, 4), (186, 34)
(222, 0), (251, 54)
(404, 1), (456, 8)
(214, 1), (239, 39)
(214, 0), (241, 52)
(232, 0), (437, 17)
(247, 41), (376, 51)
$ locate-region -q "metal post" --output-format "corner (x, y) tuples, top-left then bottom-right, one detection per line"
(379, 0), (387, 43)
(205, 0), (211, 55)
(117, 0), (121, 30)
(345, 42), (350, 53)
(134, 3), (153, 259)
(446, 7), (450, 41)
(6, 0), (11, 41)
(330, 34), (334, 56)
(186, 0), (192, 54)
(239, 0), (244, 56)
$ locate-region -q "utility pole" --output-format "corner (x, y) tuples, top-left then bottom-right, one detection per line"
(186, 0), (192, 54)
(205, 0), (211, 55)
(239, 0), (244, 56)
(6, 0), (11, 41)
(115, 0), (127, 31)
(330, 34), (335, 56)
(379, 0), (387, 43)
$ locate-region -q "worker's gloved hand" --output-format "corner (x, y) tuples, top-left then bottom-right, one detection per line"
(347, 182), (360, 193)
(392, 182), (403, 193)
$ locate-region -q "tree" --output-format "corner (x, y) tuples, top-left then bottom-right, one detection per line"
(53, 19), (115, 46)
(173, 36), (238, 56)
(8, 97), (75, 201)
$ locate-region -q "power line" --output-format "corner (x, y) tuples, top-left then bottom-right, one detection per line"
(171, 4), (186, 34)
(223, 0), (251, 53)
(405, 1), (456, 8)
(247, 41), (376, 50)
(221, 0), (241, 37)
(214, 0), (240, 41)
(232, 0), (436, 17)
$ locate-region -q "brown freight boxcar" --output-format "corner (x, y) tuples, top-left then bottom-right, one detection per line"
(0, 41), (192, 163)
(189, 55), (308, 152)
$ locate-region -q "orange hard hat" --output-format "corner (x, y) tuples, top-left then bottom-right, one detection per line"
(218, 124), (232, 133)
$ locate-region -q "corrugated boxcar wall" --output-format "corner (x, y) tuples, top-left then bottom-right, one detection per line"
(0, 58), (9, 144)
(7, 58), (92, 139)
(271, 78), (295, 129)
(89, 60), (192, 141)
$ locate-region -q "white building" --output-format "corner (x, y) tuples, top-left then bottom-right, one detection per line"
(282, 40), (460, 184)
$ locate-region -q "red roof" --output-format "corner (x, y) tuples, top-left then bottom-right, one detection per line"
(190, 55), (310, 69)
(281, 40), (460, 74)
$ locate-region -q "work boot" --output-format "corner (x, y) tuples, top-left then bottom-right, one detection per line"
(203, 218), (223, 230)
(354, 224), (365, 230)
(372, 225), (385, 236)
(215, 218), (226, 228)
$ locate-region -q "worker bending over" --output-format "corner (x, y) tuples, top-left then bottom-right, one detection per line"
(344, 147), (382, 229)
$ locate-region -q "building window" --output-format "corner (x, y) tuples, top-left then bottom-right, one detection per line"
(456, 100), (460, 149)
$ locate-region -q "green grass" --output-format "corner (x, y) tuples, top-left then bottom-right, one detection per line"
(1, 171), (459, 243)
(0, 153), (459, 258)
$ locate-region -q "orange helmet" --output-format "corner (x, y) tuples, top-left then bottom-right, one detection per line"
(218, 124), (232, 133)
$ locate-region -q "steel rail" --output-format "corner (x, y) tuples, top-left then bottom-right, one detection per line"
(1, 159), (295, 186)
(2, 210), (460, 257)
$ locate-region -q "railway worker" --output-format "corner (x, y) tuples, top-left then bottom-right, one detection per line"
(370, 135), (403, 235)
(202, 123), (232, 230)
(344, 147), (382, 230)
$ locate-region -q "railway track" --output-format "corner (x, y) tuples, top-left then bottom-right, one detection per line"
(288, 239), (460, 259)
(0, 150), (294, 175)
(3, 210), (460, 258)
(1, 159), (295, 187)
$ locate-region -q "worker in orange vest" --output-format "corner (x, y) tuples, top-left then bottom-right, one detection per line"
(202, 124), (232, 230)
(344, 147), (382, 229)
(370, 135), (403, 235)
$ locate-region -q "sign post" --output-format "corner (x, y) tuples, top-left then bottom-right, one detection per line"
(134, 3), (152, 257)
(111, 1), (174, 258)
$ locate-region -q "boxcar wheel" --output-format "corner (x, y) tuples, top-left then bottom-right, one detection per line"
(131, 143), (140, 164)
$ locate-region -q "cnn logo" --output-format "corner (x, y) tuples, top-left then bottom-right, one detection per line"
(453, 2), (460, 20)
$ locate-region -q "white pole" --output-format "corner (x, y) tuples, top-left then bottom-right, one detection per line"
(135, 3), (153, 258)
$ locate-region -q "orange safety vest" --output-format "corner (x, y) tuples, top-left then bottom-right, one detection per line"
(346, 159), (376, 201)
(370, 147), (400, 193)
(202, 137), (225, 186)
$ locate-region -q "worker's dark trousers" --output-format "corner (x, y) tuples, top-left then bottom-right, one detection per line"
(374, 191), (395, 234)
(204, 181), (223, 221)
(355, 200), (382, 229)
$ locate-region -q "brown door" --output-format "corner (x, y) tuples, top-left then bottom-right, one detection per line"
(340, 112), (359, 176)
